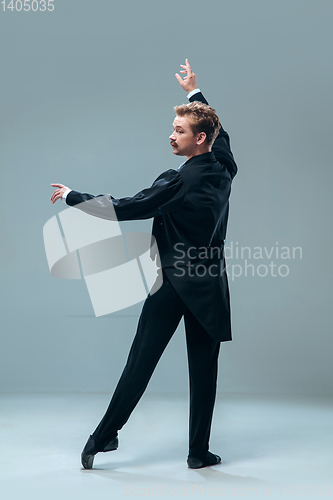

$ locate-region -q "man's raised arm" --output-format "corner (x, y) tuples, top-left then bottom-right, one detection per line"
(175, 59), (237, 179)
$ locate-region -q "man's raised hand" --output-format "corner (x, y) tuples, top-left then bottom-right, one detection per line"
(175, 59), (198, 94)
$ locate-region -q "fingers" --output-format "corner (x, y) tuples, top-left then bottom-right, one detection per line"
(175, 73), (183, 84)
(185, 58), (192, 74)
(180, 59), (191, 69)
(180, 59), (193, 78)
(50, 188), (64, 204)
(176, 59), (196, 91)
(50, 192), (58, 203)
(50, 191), (62, 204)
(50, 183), (64, 188)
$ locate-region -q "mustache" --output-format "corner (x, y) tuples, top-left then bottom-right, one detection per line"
(170, 142), (178, 147)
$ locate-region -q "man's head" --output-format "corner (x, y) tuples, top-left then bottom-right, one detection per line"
(169, 101), (220, 159)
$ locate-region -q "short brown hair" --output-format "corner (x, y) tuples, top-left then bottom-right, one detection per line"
(174, 101), (220, 146)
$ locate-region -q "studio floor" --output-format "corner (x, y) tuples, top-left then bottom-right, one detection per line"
(0, 393), (332, 500)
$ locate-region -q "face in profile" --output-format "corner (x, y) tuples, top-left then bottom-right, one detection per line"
(169, 115), (203, 159)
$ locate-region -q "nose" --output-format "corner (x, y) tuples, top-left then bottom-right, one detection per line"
(169, 131), (176, 141)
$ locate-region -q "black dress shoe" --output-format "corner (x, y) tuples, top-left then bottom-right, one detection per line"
(81, 435), (119, 469)
(187, 451), (222, 469)
(102, 436), (119, 452)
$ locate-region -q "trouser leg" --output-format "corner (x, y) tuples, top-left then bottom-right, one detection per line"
(184, 309), (220, 459)
(92, 277), (187, 451)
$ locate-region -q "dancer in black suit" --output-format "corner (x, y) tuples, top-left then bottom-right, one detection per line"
(50, 59), (237, 469)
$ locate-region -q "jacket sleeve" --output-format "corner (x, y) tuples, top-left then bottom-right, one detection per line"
(189, 92), (238, 180)
(65, 168), (185, 221)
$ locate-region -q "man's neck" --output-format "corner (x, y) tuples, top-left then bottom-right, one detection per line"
(186, 147), (211, 161)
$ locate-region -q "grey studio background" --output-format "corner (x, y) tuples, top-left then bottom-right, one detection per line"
(0, 0), (332, 396)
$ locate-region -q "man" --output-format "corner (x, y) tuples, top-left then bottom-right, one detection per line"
(50, 59), (237, 469)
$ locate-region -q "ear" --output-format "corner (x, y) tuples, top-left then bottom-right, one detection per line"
(196, 132), (207, 146)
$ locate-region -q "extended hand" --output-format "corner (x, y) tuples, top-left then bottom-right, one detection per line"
(50, 183), (70, 204)
(175, 59), (198, 93)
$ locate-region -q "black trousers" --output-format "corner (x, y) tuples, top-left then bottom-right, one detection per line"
(92, 272), (221, 459)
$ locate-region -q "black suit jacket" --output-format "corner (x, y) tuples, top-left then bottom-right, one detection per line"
(66, 92), (237, 341)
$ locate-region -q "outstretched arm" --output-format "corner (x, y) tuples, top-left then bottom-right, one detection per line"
(50, 169), (185, 221)
(176, 59), (237, 179)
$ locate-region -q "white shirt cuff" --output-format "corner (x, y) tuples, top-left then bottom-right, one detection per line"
(62, 189), (72, 202)
(187, 88), (201, 99)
